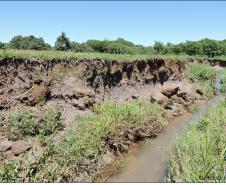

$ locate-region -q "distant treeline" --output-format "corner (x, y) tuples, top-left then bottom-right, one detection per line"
(1, 32), (226, 58)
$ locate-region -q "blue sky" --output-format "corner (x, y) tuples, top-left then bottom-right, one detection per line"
(0, 1), (226, 46)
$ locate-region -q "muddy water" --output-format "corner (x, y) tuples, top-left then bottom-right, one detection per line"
(107, 74), (224, 183)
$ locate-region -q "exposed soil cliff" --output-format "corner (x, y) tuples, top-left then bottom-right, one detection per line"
(0, 58), (186, 109)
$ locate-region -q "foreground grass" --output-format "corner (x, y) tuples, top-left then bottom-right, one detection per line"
(0, 49), (197, 62)
(168, 100), (226, 182)
(187, 63), (216, 97)
(0, 100), (165, 182)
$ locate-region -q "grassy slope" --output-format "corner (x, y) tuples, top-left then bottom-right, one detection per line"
(168, 100), (226, 182)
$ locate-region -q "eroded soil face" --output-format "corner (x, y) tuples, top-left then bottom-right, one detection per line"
(0, 58), (204, 182)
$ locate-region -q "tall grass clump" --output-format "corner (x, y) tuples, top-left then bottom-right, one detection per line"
(168, 100), (226, 182)
(34, 100), (165, 182)
(187, 63), (216, 97)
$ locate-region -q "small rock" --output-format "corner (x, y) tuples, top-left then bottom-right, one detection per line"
(132, 95), (139, 99)
(177, 91), (189, 102)
(161, 84), (179, 98)
(0, 140), (13, 152)
(150, 90), (169, 105)
(164, 102), (174, 110)
(18, 83), (49, 106)
(196, 89), (203, 96)
(171, 95), (186, 105)
(73, 88), (95, 98)
(11, 140), (31, 156)
(79, 96), (95, 108)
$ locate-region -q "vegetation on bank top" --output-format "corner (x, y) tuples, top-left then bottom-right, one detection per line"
(1, 32), (226, 58)
(0, 49), (197, 62)
(168, 100), (226, 182)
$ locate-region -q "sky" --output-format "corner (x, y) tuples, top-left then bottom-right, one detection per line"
(0, 1), (226, 46)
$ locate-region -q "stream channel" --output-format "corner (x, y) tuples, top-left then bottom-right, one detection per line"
(106, 72), (224, 182)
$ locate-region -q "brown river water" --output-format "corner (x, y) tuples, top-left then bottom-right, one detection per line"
(106, 73), (224, 182)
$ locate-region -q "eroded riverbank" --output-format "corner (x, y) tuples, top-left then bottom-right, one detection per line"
(0, 57), (221, 182)
(105, 95), (224, 182)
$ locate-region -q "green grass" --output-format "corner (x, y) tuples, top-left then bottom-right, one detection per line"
(168, 100), (226, 182)
(0, 100), (165, 182)
(0, 49), (196, 62)
(187, 63), (216, 97)
(7, 106), (63, 141)
(8, 109), (39, 140)
(0, 159), (23, 183)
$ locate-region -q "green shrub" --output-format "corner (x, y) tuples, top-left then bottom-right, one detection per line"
(168, 100), (226, 182)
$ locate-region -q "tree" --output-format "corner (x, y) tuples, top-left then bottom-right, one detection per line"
(153, 41), (164, 54)
(54, 32), (71, 51)
(0, 41), (5, 49)
(70, 42), (93, 52)
(9, 35), (50, 50)
(184, 41), (202, 56)
(86, 40), (107, 52)
(105, 41), (132, 54)
(201, 39), (224, 58)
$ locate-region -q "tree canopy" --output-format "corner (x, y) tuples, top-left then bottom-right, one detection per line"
(9, 35), (50, 50)
(54, 32), (71, 51)
(1, 33), (226, 58)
